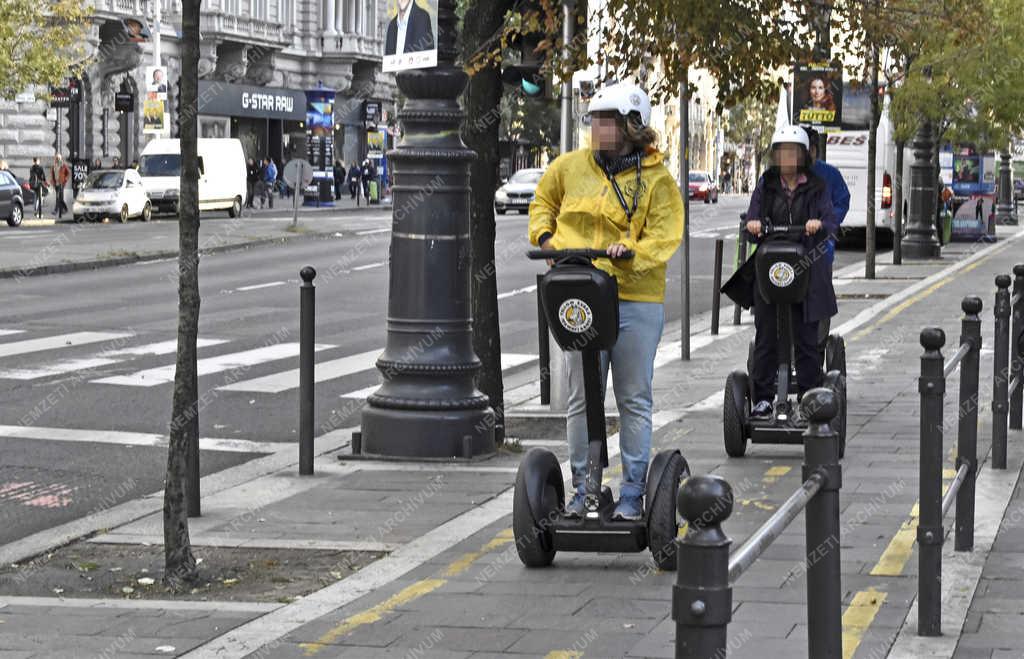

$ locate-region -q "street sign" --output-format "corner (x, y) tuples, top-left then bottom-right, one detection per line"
(283, 159), (314, 188)
(115, 92), (134, 112)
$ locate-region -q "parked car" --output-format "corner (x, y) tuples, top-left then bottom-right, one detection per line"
(494, 168), (544, 215)
(139, 138), (247, 217)
(72, 169), (152, 223)
(688, 171), (719, 203)
(13, 175), (36, 213)
(0, 170), (25, 227)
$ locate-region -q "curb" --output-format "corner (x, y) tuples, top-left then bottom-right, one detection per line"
(0, 229), (346, 280)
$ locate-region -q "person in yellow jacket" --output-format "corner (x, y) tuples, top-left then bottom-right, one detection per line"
(528, 82), (684, 520)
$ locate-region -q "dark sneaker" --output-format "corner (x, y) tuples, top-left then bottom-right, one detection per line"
(751, 400), (773, 418)
(612, 494), (643, 521)
(564, 489), (586, 518)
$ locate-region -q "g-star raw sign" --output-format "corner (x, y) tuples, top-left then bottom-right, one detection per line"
(241, 91), (295, 114)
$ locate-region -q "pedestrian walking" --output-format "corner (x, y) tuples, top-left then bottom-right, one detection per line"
(333, 160), (344, 200)
(347, 162), (361, 201)
(262, 157), (277, 209)
(28, 157), (46, 219)
(245, 158), (259, 208)
(48, 154), (70, 219)
(112, 156), (121, 169)
(92, 158), (102, 170)
(360, 159), (373, 203)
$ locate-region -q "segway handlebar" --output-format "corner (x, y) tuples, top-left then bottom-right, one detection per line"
(761, 224), (812, 239)
(527, 248), (634, 261)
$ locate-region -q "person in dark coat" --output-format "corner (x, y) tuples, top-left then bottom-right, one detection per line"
(385, 0), (435, 57)
(741, 125), (838, 418)
(347, 163), (361, 201)
(245, 158), (260, 208)
(333, 160), (345, 200)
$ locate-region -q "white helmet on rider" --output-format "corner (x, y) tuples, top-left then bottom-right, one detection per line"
(586, 82), (652, 128)
(770, 125), (810, 150)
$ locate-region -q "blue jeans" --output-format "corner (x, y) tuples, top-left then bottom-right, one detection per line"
(565, 301), (664, 500)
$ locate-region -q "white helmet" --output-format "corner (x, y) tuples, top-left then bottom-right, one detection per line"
(770, 125), (810, 150)
(586, 82), (652, 128)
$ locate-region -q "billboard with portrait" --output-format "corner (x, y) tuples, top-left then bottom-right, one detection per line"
(793, 62), (843, 128)
(143, 65), (169, 135)
(383, 0), (438, 73)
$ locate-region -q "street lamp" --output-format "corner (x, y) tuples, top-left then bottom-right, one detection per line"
(902, 66), (941, 260)
(996, 148), (1018, 225)
(358, 0), (495, 459)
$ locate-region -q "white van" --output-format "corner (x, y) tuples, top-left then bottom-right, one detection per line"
(139, 138), (247, 217)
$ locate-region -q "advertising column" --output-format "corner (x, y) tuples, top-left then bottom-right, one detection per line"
(304, 86), (336, 205)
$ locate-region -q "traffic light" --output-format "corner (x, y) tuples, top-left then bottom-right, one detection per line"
(501, 26), (545, 98)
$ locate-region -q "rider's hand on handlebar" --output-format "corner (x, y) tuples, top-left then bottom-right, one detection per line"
(540, 238), (554, 266)
(607, 243), (630, 258)
(805, 219), (822, 236)
(746, 220), (762, 237)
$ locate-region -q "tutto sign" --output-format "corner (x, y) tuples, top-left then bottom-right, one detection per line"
(197, 80), (306, 121)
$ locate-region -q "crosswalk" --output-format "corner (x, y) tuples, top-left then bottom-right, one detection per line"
(0, 329), (539, 401)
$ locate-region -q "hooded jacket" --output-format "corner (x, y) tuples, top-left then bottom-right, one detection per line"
(528, 148), (684, 303)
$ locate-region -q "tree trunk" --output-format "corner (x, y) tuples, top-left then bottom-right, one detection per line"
(865, 43), (880, 279)
(462, 0), (514, 446)
(893, 139), (905, 264)
(164, 0), (201, 588)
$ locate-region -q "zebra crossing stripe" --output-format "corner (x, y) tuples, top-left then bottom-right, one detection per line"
(0, 339), (227, 380)
(0, 330), (25, 338)
(0, 332), (133, 359)
(218, 348), (382, 394)
(0, 425), (279, 453)
(91, 342), (334, 387)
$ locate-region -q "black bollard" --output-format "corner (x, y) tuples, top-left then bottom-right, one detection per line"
(537, 274), (550, 405)
(918, 327), (946, 636)
(801, 388), (843, 659)
(299, 266), (316, 475)
(673, 474), (733, 659)
(956, 297), (982, 551)
(993, 276), (1012, 469)
(711, 239), (723, 335)
(1011, 265), (1024, 430)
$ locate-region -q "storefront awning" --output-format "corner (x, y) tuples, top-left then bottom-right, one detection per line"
(197, 81), (307, 122)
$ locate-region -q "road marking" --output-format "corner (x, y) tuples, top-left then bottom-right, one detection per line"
(0, 330), (24, 337)
(235, 281), (287, 292)
(356, 228), (390, 235)
(352, 261), (386, 271)
(336, 353), (537, 399)
(92, 342), (334, 387)
(0, 425), (280, 453)
(870, 474), (954, 577)
(0, 339), (226, 380)
(842, 588), (887, 659)
(219, 348), (381, 393)
(0, 595), (280, 613)
(497, 284), (537, 300)
(762, 465), (791, 484)
(0, 331), (132, 359)
(0, 480), (74, 509)
(545, 652), (584, 659)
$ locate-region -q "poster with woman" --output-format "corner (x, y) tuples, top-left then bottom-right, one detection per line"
(793, 63), (843, 128)
(383, 0), (438, 72)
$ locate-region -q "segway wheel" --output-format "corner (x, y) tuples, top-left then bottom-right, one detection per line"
(512, 449), (563, 567)
(825, 334), (847, 378)
(647, 451), (689, 571)
(724, 371), (750, 458)
(822, 371), (847, 459)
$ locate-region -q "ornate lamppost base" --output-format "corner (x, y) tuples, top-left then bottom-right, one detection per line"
(902, 237), (942, 260)
(361, 407), (495, 460)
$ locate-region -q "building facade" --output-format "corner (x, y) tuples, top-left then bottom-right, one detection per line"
(1, 0), (396, 176)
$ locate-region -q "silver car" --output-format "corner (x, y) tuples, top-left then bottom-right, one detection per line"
(494, 168), (544, 215)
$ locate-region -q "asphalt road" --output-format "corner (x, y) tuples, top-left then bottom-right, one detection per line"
(0, 194), (878, 545)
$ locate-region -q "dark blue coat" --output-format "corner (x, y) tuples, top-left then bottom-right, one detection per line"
(745, 170), (839, 323)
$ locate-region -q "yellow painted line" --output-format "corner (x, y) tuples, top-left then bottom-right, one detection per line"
(762, 465), (791, 484)
(842, 588), (887, 659)
(545, 652), (583, 659)
(943, 468), (957, 479)
(870, 477), (954, 576)
(300, 579), (446, 654)
(301, 529), (512, 655)
(736, 497), (777, 511)
(850, 259), (985, 343)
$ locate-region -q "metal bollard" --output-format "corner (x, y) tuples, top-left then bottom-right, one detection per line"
(537, 274), (550, 405)
(993, 275), (1012, 469)
(1011, 265), (1024, 430)
(711, 239), (724, 335)
(956, 297), (982, 551)
(733, 216), (748, 326)
(918, 327), (946, 636)
(801, 388), (843, 659)
(673, 475), (733, 659)
(299, 266), (316, 475)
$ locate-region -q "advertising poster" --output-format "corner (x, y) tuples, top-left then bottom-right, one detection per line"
(951, 194), (996, 241)
(143, 65), (168, 136)
(305, 87), (336, 204)
(383, 0), (438, 73)
(792, 62), (843, 128)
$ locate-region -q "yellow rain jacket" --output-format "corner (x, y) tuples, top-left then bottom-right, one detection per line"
(528, 148), (684, 303)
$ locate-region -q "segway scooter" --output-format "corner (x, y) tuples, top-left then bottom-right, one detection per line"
(723, 225), (847, 458)
(513, 248), (689, 569)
